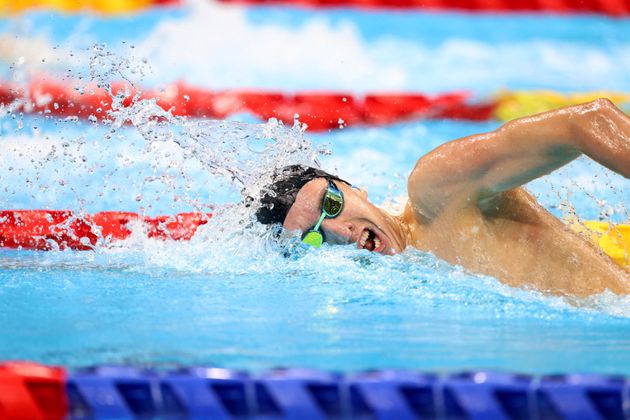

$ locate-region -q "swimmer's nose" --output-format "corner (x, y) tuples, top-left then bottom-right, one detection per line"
(323, 221), (354, 245)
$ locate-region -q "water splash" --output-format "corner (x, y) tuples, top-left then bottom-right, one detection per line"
(1, 44), (335, 263)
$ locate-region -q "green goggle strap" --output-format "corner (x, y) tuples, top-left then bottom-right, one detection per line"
(311, 211), (327, 232)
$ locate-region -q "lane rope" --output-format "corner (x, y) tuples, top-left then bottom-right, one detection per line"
(2, 0), (628, 16)
(1, 362), (629, 419)
(3, 79), (629, 130)
(0, 209), (627, 267)
(219, 0), (630, 17)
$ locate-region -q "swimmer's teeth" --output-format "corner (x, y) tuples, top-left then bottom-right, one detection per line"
(374, 237), (381, 250)
(360, 230), (369, 247)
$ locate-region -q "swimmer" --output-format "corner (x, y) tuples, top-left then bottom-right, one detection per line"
(255, 99), (630, 297)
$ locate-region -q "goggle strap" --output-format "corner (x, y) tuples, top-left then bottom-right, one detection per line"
(312, 212), (327, 232)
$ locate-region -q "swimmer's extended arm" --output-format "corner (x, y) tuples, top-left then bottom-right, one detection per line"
(409, 98), (630, 219)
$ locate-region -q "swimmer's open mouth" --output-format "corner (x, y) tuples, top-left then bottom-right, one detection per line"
(358, 228), (384, 252)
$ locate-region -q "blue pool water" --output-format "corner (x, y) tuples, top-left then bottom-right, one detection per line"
(0, 4), (629, 374)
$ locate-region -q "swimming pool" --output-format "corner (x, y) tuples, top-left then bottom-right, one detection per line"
(1, 1), (630, 379)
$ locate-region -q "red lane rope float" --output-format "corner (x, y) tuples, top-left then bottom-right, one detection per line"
(364, 92), (497, 123)
(0, 362), (68, 420)
(0, 210), (212, 251)
(0, 79), (496, 131)
(218, 0), (630, 17)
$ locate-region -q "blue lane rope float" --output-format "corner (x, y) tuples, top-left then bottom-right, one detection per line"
(65, 367), (630, 419)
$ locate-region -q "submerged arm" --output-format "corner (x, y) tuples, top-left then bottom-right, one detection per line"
(409, 98), (630, 219)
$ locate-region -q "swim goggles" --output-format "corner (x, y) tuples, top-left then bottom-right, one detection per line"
(301, 180), (344, 248)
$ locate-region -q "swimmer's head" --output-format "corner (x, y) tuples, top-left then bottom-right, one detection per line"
(254, 165), (406, 255)
(254, 165), (350, 225)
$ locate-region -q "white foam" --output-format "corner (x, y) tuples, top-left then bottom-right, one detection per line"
(3, 4), (629, 95)
(131, 2), (630, 93)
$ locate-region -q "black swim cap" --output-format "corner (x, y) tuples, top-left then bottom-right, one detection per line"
(254, 165), (349, 225)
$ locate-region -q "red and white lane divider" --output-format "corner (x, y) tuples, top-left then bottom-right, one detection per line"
(0, 210), (211, 251)
(0, 79), (496, 131)
(219, 0), (630, 17)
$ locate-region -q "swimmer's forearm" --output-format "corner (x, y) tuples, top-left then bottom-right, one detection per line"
(484, 98), (630, 189)
(408, 99), (629, 217)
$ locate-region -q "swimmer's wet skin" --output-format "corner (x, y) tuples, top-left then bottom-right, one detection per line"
(257, 99), (630, 297)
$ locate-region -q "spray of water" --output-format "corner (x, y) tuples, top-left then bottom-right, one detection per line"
(0, 44), (340, 269)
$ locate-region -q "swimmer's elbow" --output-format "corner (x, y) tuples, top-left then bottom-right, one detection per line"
(582, 97), (616, 112)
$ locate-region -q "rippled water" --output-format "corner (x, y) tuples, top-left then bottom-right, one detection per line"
(1, 113), (628, 373)
(0, 4), (629, 374)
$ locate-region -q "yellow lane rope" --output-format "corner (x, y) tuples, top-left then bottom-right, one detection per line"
(0, 0), (160, 15)
(495, 91), (630, 122)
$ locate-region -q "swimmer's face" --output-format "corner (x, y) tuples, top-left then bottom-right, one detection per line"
(283, 178), (405, 255)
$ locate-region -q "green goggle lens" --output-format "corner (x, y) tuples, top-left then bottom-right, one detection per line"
(323, 191), (343, 216)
